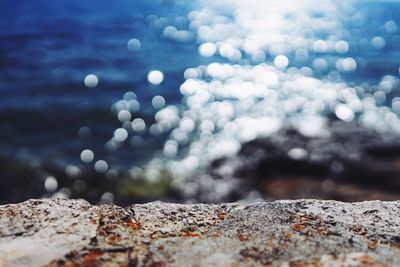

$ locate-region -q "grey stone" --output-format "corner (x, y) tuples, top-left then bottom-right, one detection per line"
(0, 199), (399, 266)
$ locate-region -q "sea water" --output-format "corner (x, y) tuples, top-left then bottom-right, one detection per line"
(0, 0), (399, 201)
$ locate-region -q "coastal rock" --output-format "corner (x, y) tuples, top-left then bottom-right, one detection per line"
(229, 122), (400, 202)
(0, 199), (399, 266)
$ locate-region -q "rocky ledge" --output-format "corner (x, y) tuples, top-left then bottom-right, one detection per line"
(0, 199), (399, 266)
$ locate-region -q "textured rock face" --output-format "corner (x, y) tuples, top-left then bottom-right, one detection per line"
(0, 199), (399, 266)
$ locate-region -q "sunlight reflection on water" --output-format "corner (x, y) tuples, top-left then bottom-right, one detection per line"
(62, 0), (400, 201)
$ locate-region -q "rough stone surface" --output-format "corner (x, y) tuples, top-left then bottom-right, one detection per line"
(0, 199), (399, 266)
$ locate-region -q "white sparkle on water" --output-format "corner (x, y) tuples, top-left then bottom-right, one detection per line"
(313, 58), (328, 71)
(334, 40), (349, 54)
(95, 160), (108, 173)
(335, 104), (355, 122)
(101, 0), (400, 198)
(198, 42), (217, 57)
(288, 148), (308, 160)
(336, 57), (357, 72)
(84, 74), (98, 88)
(114, 128), (128, 142)
(117, 110), (131, 122)
(44, 176), (58, 192)
(80, 149), (94, 163)
(132, 118), (146, 132)
(123, 91), (137, 100)
(313, 40), (328, 53)
(147, 70), (164, 85)
(274, 55), (289, 69)
(152, 95), (166, 109)
(371, 36), (386, 50)
(384, 20), (398, 34)
(127, 38), (141, 51)
(65, 165), (81, 178)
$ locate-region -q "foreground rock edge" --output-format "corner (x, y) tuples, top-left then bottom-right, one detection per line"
(0, 199), (399, 266)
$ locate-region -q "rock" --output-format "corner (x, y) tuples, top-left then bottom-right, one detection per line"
(0, 199), (399, 266)
(236, 122), (400, 187)
(223, 122), (400, 202)
(182, 122), (400, 203)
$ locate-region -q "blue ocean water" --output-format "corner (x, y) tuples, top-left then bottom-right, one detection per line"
(0, 0), (400, 186)
(0, 0), (204, 166)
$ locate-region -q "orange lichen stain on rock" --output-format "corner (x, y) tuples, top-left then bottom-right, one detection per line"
(211, 232), (222, 238)
(90, 219), (97, 225)
(288, 258), (321, 267)
(180, 232), (202, 238)
(368, 240), (378, 250)
(358, 255), (386, 267)
(108, 235), (120, 242)
(316, 227), (332, 237)
(128, 222), (140, 230)
(291, 224), (305, 232)
(297, 216), (309, 222)
(237, 233), (249, 242)
(82, 251), (103, 265)
(157, 245), (165, 251)
(6, 209), (15, 217)
(351, 225), (367, 235)
(217, 212), (226, 220)
(283, 231), (293, 238)
(64, 262), (78, 267)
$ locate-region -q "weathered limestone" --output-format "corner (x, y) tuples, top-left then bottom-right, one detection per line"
(0, 199), (399, 266)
